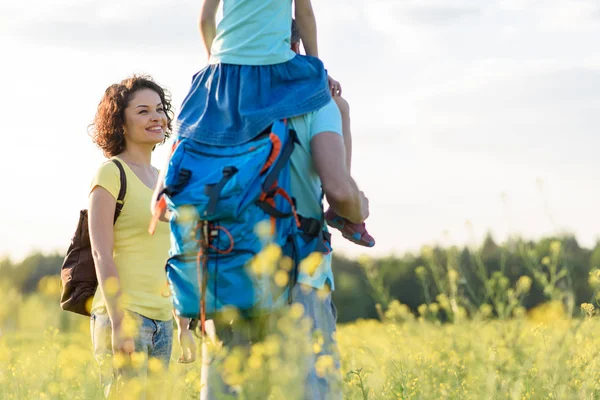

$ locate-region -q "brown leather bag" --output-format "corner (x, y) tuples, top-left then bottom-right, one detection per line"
(60, 159), (127, 316)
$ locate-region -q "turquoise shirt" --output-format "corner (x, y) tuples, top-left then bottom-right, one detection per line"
(210, 0), (296, 65)
(289, 100), (343, 289)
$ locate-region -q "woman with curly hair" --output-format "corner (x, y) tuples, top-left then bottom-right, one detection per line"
(88, 75), (195, 398)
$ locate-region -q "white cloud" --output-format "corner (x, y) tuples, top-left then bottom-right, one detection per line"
(537, 0), (600, 32)
(2, 0), (200, 51)
(495, 0), (600, 32)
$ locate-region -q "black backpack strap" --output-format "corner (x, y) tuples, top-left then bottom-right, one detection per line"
(111, 159), (127, 223)
(296, 189), (331, 254)
(205, 166), (238, 217)
(297, 214), (331, 253)
(257, 201), (294, 219)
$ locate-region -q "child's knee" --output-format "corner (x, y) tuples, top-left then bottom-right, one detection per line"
(333, 96), (349, 117)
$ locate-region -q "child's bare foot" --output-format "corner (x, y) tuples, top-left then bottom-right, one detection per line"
(325, 208), (375, 248)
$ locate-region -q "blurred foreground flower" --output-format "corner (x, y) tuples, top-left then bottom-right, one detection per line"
(581, 303), (595, 318)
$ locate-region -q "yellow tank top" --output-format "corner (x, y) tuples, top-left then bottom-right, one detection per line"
(89, 157), (172, 321)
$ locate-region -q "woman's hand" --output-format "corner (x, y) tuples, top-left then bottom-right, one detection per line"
(111, 318), (136, 357)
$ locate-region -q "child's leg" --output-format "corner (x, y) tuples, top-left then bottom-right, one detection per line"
(333, 96), (352, 172)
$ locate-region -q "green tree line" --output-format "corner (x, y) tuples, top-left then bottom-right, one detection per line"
(2, 233), (600, 327)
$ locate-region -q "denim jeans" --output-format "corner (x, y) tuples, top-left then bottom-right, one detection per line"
(200, 315), (279, 400)
(291, 283), (342, 400)
(90, 309), (173, 399)
(200, 284), (341, 400)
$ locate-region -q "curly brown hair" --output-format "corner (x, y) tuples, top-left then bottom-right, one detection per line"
(90, 75), (174, 158)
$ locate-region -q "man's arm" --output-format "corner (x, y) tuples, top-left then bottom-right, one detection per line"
(294, 0), (318, 58)
(199, 0), (220, 58)
(311, 132), (368, 223)
(150, 156), (171, 224)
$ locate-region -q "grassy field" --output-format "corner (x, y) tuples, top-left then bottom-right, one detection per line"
(1, 307), (600, 400)
(3, 240), (599, 399)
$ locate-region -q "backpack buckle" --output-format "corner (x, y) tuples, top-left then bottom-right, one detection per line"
(323, 230), (331, 244)
(299, 216), (322, 237)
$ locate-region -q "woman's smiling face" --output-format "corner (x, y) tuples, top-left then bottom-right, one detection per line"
(122, 88), (167, 146)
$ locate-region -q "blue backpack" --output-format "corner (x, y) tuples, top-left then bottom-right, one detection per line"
(153, 119), (331, 329)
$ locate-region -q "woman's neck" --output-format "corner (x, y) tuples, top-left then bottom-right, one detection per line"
(118, 144), (153, 167)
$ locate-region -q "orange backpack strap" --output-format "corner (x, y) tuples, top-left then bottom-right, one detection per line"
(149, 195), (167, 235)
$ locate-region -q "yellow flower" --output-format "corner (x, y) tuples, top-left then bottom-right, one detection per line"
(254, 220), (273, 240)
(420, 246), (434, 260)
(223, 352), (243, 377)
(428, 303), (440, 314)
(120, 314), (140, 338)
(176, 205), (198, 222)
(122, 378), (143, 399)
(385, 300), (415, 322)
(516, 276), (532, 294)
(85, 297), (94, 314)
(113, 353), (127, 369)
(274, 270), (289, 288)
(528, 301), (565, 323)
(479, 304), (493, 318)
(513, 306), (526, 319)
(279, 256), (294, 271)
(38, 276), (61, 297)
(184, 370), (199, 384)
(581, 303), (595, 318)
(61, 367), (76, 380)
(415, 266), (427, 280)
(248, 354), (262, 369)
(313, 342), (322, 354)
(448, 269), (458, 283)
(436, 294), (450, 310)
(264, 337), (280, 356)
(250, 243), (281, 275)
(357, 255), (372, 268)
(588, 269), (600, 288)
(299, 252), (323, 277)
(314, 355), (335, 378)
(251, 343), (265, 358)
(130, 351), (146, 370)
(549, 241), (561, 255)
(48, 382), (59, 395)
(541, 256), (551, 266)
(103, 276), (120, 296)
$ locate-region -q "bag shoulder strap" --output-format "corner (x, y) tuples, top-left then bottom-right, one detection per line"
(261, 126), (298, 193)
(111, 159), (127, 223)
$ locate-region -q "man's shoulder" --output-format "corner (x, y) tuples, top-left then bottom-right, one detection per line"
(290, 100), (342, 139)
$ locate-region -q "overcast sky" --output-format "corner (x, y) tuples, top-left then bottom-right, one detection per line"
(1, 0), (599, 261)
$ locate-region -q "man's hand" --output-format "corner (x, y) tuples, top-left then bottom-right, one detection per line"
(328, 75), (342, 97)
(358, 191), (370, 222)
(177, 328), (197, 363)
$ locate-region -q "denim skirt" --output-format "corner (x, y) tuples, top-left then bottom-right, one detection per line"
(175, 54), (331, 146)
